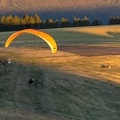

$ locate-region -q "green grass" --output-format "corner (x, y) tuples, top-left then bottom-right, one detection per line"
(42, 27), (120, 46)
(0, 26), (120, 48)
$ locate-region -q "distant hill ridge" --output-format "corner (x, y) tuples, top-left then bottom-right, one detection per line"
(0, 0), (120, 24)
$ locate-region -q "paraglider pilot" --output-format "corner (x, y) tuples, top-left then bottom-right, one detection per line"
(28, 76), (35, 84)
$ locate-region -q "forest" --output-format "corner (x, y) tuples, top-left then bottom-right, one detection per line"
(0, 14), (120, 31)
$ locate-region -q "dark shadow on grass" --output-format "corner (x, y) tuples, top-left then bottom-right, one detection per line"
(0, 60), (120, 120)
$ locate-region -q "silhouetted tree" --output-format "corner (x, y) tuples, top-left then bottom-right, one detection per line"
(109, 16), (120, 25)
(60, 17), (70, 27)
(42, 20), (47, 28)
(0, 15), (6, 31)
(92, 19), (102, 26)
(81, 16), (90, 26)
(47, 18), (55, 28)
(73, 16), (81, 27)
(54, 19), (59, 28)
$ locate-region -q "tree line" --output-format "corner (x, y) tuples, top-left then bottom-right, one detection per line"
(0, 14), (119, 31)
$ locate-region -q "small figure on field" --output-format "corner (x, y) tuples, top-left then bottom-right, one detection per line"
(100, 64), (111, 68)
(6, 58), (12, 71)
(28, 76), (35, 84)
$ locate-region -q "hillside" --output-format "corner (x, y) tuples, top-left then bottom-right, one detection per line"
(0, 48), (120, 120)
(0, 26), (120, 119)
(0, 0), (120, 23)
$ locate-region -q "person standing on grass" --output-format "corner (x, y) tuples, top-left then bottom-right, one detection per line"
(6, 58), (12, 71)
(28, 76), (35, 84)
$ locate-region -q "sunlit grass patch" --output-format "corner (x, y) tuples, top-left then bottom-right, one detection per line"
(68, 25), (120, 37)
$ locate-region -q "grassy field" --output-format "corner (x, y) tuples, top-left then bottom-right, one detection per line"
(0, 25), (120, 120)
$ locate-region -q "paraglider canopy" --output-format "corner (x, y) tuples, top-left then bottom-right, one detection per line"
(5, 29), (57, 53)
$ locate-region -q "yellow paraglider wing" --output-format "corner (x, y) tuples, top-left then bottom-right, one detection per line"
(5, 29), (57, 53)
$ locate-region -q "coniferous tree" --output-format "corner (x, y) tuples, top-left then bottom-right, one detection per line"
(92, 19), (102, 26)
(33, 14), (42, 29)
(54, 19), (59, 28)
(0, 15), (6, 25)
(42, 20), (47, 28)
(5, 14), (14, 30)
(109, 16), (120, 25)
(6, 14), (13, 25)
(28, 16), (35, 28)
(33, 14), (42, 24)
(81, 16), (90, 26)
(13, 15), (20, 25)
(60, 18), (70, 27)
(0, 15), (6, 31)
(47, 18), (54, 28)
(73, 16), (81, 27)
(20, 18), (26, 29)
(23, 14), (30, 25)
